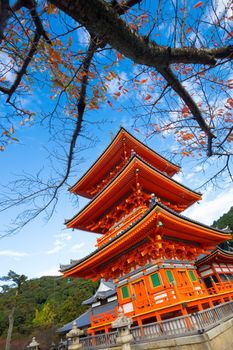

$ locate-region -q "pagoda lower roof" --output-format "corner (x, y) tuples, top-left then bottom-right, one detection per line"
(196, 247), (233, 266)
(60, 202), (231, 278)
(69, 127), (180, 198)
(66, 155), (201, 233)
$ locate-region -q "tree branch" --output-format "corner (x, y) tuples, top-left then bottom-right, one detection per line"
(50, 0), (232, 66)
(6, 29), (41, 102)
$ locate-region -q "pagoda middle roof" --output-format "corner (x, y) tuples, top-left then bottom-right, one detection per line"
(61, 202), (231, 278)
(70, 127), (180, 198)
(66, 155), (201, 233)
(196, 246), (233, 266)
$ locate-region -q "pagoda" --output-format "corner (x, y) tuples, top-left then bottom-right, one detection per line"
(60, 127), (232, 335)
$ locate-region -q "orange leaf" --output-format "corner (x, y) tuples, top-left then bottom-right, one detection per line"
(107, 101), (112, 107)
(145, 94), (151, 100)
(186, 27), (192, 34)
(227, 98), (233, 107)
(47, 3), (57, 14)
(116, 52), (123, 60)
(140, 79), (148, 84)
(181, 105), (190, 117)
(194, 2), (203, 9)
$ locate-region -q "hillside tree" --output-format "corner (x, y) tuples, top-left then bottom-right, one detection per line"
(0, 271), (27, 350)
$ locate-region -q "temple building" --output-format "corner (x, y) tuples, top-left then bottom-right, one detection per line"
(60, 128), (233, 336)
(196, 247), (233, 300)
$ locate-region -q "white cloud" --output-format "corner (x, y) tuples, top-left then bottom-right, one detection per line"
(36, 267), (61, 277)
(173, 172), (184, 183)
(185, 186), (233, 225)
(71, 242), (85, 252)
(0, 250), (29, 257)
(54, 233), (72, 241)
(45, 245), (62, 255)
(45, 232), (72, 255)
(77, 27), (90, 46)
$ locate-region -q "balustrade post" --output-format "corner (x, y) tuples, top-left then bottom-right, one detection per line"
(112, 307), (133, 350)
(49, 342), (56, 350)
(66, 321), (84, 350)
(27, 337), (40, 350)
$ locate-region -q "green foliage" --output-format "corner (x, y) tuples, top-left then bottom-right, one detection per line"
(33, 302), (55, 327)
(0, 276), (98, 339)
(213, 207), (233, 251)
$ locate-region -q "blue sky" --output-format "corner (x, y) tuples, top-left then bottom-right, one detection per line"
(0, 0), (232, 282)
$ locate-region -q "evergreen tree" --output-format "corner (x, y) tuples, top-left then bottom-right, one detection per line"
(213, 207), (233, 251)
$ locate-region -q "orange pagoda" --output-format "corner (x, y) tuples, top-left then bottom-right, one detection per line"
(60, 128), (232, 335)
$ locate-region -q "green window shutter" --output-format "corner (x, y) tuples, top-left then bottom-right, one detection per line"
(189, 270), (196, 282)
(166, 270), (174, 283)
(151, 273), (161, 287)
(121, 285), (129, 299)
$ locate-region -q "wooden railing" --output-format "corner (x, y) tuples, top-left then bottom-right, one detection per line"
(80, 300), (233, 349)
(91, 309), (117, 325)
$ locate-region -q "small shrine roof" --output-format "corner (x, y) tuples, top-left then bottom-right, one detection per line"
(66, 155), (201, 232)
(60, 202), (231, 278)
(196, 246), (233, 266)
(69, 127), (180, 198)
(82, 279), (116, 305)
(57, 299), (118, 333)
(57, 309), (91, 333)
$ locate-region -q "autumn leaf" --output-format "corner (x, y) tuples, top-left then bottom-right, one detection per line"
(107, 101), (113, 107)
(227, 98), (233, 107)
(181, 105), (190, 117)
(47, 3), (58, 15)
(186, 27), (192, 34)
(116, 52), (123, 60)
(140, 79), (148, 84)
(194, 2), (203, 9)
(182, 133), (194, 140)
(145, 94), (151, 100)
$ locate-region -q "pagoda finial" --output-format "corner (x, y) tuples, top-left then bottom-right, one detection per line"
(149, 193), (157, 207)
(131, 149), (136, 157)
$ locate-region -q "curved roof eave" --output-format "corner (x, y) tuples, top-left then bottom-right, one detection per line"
(65, 154), (201, 229)
(61, 202), (231, 274)
(69, 127), (180, 194)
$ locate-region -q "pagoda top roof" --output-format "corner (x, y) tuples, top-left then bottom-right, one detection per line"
(196, 246), (233, 266)
(66, 155), (201, 233)
(69, 127), (180, 198)
(60, 202), (231, 278)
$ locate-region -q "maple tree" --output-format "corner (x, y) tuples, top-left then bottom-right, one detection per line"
(0, 0), (232, 233)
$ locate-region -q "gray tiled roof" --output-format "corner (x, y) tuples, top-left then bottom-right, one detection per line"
(57, 300), (118, 333)
(83, 279), (116, 305)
